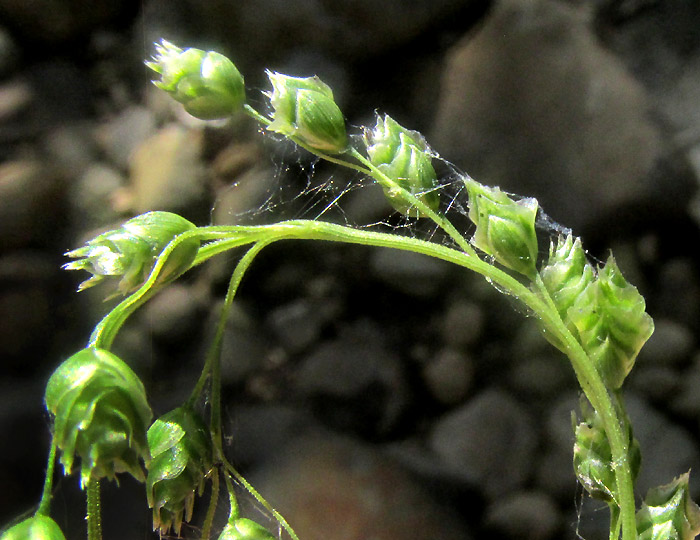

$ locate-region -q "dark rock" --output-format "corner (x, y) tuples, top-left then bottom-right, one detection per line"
(637, 318), (694, 367)
(0, 26), (17, 77)
(440, 299), (484, 348)
(0, 0), (138, 45)
(428, 388), (538, 499)
(69, 163), (125, 229)
(224, 404), (317, 468)
(266, 297), (339, 354)
(294, 319), (408, 435)
(625, 393), (700, 498)
(422, 348), (474, 405)
(370, 247), (452, 297)
(484, 490), (561, 540)
(249, 433), (470, 540)
(95, 105), (157, 171)
(431, 0), (667, 234)
(0, 159), (66, 250)
(140, 283), (205, 344)
(128, 124), (207, 213)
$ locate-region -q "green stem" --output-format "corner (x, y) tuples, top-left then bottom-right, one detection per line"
(243, 104), (372, 174)
(609, 503), (622, 540)
(86, 479), (102, 540)
(36, 438), (57, 517)
(532, 275), (636, 540)
(200, 469), (220, 540)
(222, 458), (299, 540)
(349, 147), (477, 257)
(223, 470), (240, 522)
(88, 229), (253, 350)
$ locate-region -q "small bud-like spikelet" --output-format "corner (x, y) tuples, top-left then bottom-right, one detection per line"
(146, 40), (246, 120)
(365, 114), (439, 218)
(266, 72), (347, 153)
(567, 256), (654, 389)
(64, 211), (199, 296)
(218, 518), (276, 540)
(146, 406), (213, 535)
(573, 398), (640, 502)
(1, 515), (66, 540)
(538, 235), (595, 351)
(44, 348), (152, 488)
(540, 235), (595, 318)
(637, 473), (700, 540)
(464, 179), (538, 278)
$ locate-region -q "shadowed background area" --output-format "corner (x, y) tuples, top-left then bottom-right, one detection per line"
(1, 1), (700, 539)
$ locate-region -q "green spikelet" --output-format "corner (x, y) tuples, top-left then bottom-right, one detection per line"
(44, 348), (152, 488)
(266, 72), (348, 153)
(464, 179), (538, 278)
(540, 235), (595, 318)
(365, 114), (440, 218)
(572, 397), (640, 502)
(218, 518), (277, 540)
(1, 515), (66, 540)
(64, 211), (199, 296)
(567, 256), (654, 389)
(637, 473), (700, 540)
(146, 40), (246, 120)
(146, 406), (213, 535)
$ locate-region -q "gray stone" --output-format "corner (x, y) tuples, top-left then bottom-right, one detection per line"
(42, 123), (99, 177)
(0, 0), (131, 44)
(184, 0), (479, 64)
(485, 490), (561, 540)
(0, 78), (31, 122)
(224, 404), (316, 468)
(140, 283), (204, 343)
(628, 365), (681, 404)
(422, 348), (474, 405)
(0, 159), (65, 249)
(431, 0), (665, 233)
(249, 433), (470, 540)
(625, 393), (700, 498)
(69, 163), (125, 229)
(211, 165), (281, 226)
(295, 320), (408, 434)
(128, 124), (207, 213)
(214, 301), (268, 385)
(440, 300), (484, 348)
(266, 298), (339, 354)
(509, 354), (573, 398)
(637, 318), (694, 367)
(670, 355), (700, 420)
(655, 258), (700, 325)
(96, 105), (157, 171)
(0, 26), (17, 77)
(429, 388), (538, 498)
(370, 247), (452, 297)
(535, 393), (579, 498)
(0, 252), (54, 362)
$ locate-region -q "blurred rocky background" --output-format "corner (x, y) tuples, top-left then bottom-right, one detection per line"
(1, 0), (700, 539)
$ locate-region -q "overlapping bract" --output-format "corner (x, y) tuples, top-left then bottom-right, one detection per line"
(540, 235), (654, 389)
(146, 406), (213, 535)
(146, 40), (246, 120)
(637, 473), (700, 540)
(464, 179), (539, 277)
(365, 114), (439, 218)
(266, 72), (348, 153)
(0, 515), (66, 540)
(64, 211), (199, 296)
(44, 348), (152, 487)
(573, 398), (640, 502)
(218, 518), (276, 540)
